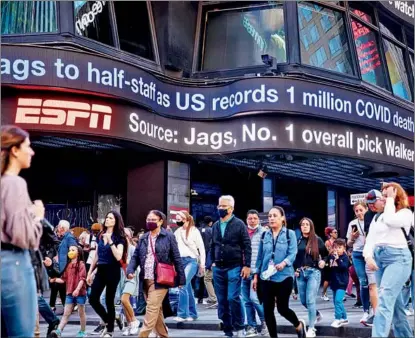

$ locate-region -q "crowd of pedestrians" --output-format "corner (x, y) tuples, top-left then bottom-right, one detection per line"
(1, 125), (414, 338)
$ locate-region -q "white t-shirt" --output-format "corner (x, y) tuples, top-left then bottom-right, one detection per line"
(346, 219), (366, 252)
(363, 197), (412, 259)
(175, 226), (206, 268)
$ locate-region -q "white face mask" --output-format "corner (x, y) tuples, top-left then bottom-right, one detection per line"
(248, 224), (259, 230)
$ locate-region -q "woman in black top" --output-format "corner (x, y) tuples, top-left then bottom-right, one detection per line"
(86, 211), (128, 337)
(294, 218), (328, 338)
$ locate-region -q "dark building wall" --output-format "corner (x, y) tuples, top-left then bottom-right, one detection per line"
(127, 161), (166, 231)
(152, 1), (198, 75)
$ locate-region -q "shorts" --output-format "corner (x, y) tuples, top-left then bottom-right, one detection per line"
(365, 265), (377, 285)
(65, 294), (87, 305)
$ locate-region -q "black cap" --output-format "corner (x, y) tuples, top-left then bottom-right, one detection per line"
(204, 216), (213, 224)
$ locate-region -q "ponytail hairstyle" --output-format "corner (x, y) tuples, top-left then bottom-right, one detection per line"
(272, 205), (287, 227)
(299, 217), (320, 260)
(178, 210), (195, 239)
(1, 126), (29, 175)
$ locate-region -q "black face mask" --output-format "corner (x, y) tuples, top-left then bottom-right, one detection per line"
(176, 221), (184, 227)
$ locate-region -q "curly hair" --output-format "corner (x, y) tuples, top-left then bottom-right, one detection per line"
(382, 182), (409, 211)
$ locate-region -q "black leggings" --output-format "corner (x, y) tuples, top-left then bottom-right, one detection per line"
(262, 277), (300, 338)
(49, 282), (66, 308)
(89, 264), (121, 333)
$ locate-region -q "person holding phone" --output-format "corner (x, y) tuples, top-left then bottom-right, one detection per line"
(346, 201), (373, 325)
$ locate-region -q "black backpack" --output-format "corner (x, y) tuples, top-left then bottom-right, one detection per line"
(402, 226), (414, 263)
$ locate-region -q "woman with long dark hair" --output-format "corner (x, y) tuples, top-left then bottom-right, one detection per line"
(253, 206), (306, 338)
(127, 210), (185, 337)
(86, 211), (128, 337)
(1, 125), (44, 338)
(294, 218), (328, 337)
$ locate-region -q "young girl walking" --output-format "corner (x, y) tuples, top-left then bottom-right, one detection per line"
(51, 245), (87, 338)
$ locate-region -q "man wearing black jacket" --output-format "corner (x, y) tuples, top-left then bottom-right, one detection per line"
(211, 195), (252, 337)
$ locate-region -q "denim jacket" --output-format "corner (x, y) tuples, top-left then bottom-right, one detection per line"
(255, 227), (297, 283)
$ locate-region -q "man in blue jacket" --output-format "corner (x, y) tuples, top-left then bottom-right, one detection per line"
(211, 195), (252, 337)
(55, 220), (78, 274)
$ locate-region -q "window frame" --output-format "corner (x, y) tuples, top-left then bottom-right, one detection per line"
(198, 1), (288, 72)
(296, 1), (358, 78)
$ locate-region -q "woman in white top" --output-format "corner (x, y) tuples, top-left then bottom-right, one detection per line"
(363, 182), (413, 338)
(174, 210), (206, 322)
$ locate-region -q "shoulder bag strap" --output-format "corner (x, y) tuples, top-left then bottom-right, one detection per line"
(180, 228), (200, 258)
(149, 235), (159, 264)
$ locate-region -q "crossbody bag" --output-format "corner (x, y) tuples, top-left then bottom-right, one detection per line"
(149, 236), (177, 287)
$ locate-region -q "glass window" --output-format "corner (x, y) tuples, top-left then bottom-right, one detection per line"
(298, 2), (353, 75)
(311, 47), (327, 67)
(336, 60), (346, 73)
(383, 39), (412, 100)
(320, 14), (332, 32)
(74, 1), (114, 46)
(1, 1), (58, 34)
(379, 13), (402, 42)
(327, 189), (336, 228)
(406, 29), (414, 50)
(301, 7), (313, 22)
(349, 2), (374, 24)
(113, 2), (154, 60)
(202, 3), (286, 71)
(301, 34), (310, 51)
(309, 24), (320, 43)
(410, 53), (414, 73)
(329, 35), (342, 56)
(351, 19), (387, 89)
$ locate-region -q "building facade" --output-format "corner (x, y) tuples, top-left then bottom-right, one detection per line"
(1, 0), (414, 236)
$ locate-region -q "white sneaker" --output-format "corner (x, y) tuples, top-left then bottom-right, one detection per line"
(306, 328), (316, 337)
(130, 321), (140, 335)
(236, 330), (245, 337)
(173, 317), (186, 322)
(360, 312), (370, 324)
(122, 326), (130, 336)
(405, 309), (414, 316)
(186, 317), (195, 322)
(339, 319), (349, 327)
(330, 320), (342, 328)
(321, 294), (329, 301)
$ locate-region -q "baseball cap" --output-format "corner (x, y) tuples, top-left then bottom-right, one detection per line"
(366, 189), (382, 204)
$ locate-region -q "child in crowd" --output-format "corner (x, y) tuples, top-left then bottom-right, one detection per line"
(328, 239), (350, 328)
(51, 246), (87, 338)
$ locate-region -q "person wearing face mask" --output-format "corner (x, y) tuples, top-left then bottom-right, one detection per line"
(211, 195), (252, 337)
(364, 183), (413, 338)
(50, 245), (87, 338)
(174, 210), (205, 322)
(243, 209), (267, 337)
(127, 210), (185, 337)
(86, 211), (128, 338)
(253, 206), (306, 338)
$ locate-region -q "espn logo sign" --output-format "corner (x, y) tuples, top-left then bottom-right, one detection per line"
(15, 98), (112, 130)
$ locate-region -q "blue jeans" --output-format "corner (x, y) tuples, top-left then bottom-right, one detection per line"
(401, 269), (414, 311)
(1, 250), (37, 337)
(177, 257), (198, 319)
(297, 268), (321, 328)
(352, 251), (370, 312)
(373, 246), (413, 338)
(38, 295), (59, 325)
(333, 289), (347, 320)
(241, 275), (265, 327)
(213, 266), (244, 335)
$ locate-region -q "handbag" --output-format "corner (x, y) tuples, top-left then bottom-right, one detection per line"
(149, 235), (177, 287)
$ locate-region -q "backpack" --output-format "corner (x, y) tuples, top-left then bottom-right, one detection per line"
(402, 226), (414, 263)
(261, 228), (290, 242)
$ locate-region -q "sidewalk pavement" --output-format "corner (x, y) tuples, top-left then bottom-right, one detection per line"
(40, 290), (413, 338)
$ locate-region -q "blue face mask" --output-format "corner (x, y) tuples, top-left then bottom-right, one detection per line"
(218, 208), (229, 218)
